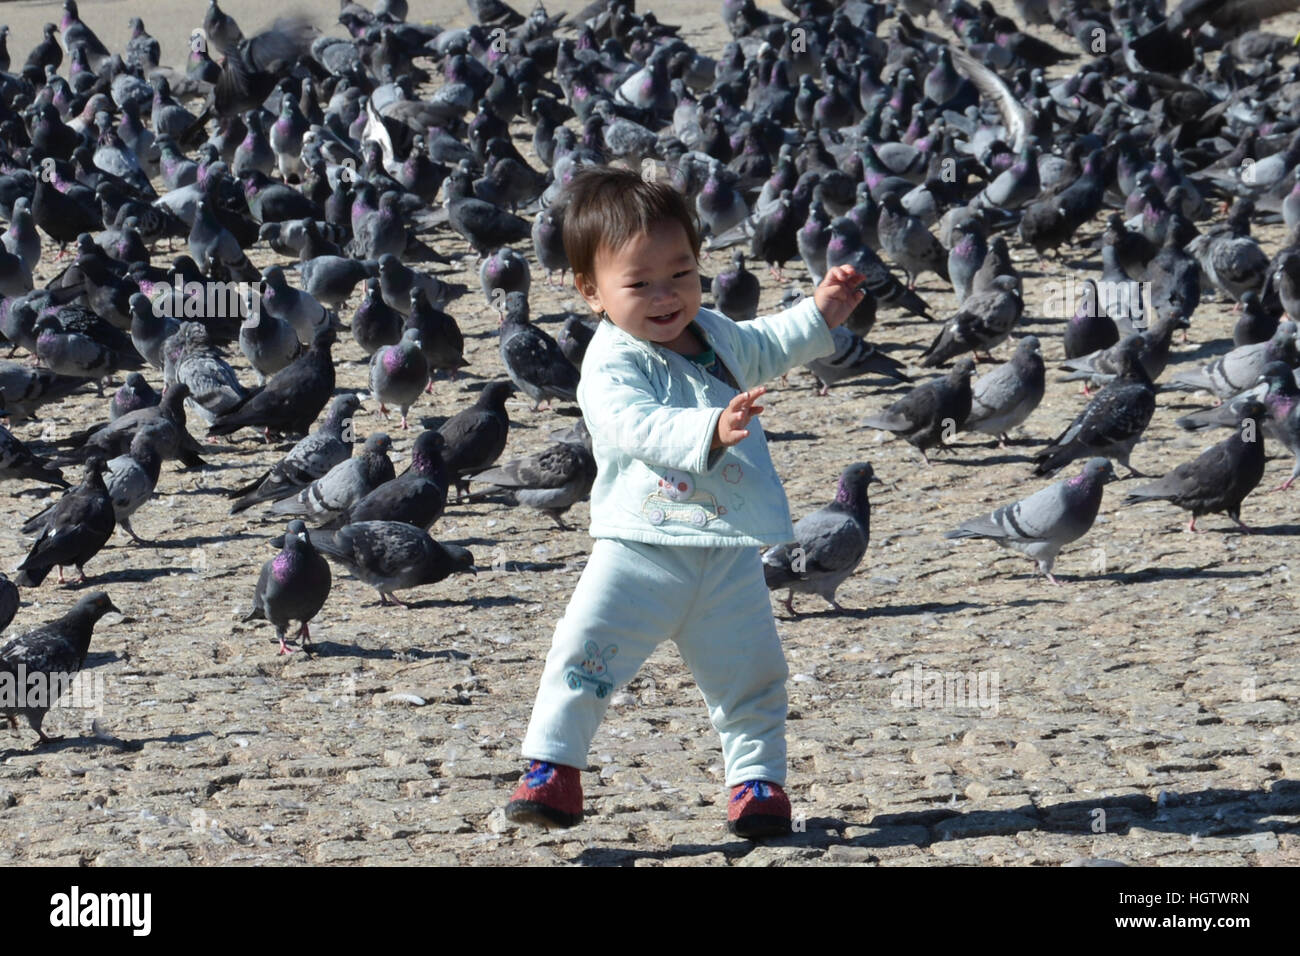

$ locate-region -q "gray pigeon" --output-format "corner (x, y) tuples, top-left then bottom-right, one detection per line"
(713, 250), (761, 322)
(498, 292), (579, 411)
(404, 288), (468, 383)
(229, 394), (362, 514)
(298, 256), (377, 308)
(352, 278), (404, 357)
(946, 458), (1115, 585)
(480, 246), (531, 307)
(947, 218), (987, 305)
(465, 419), (597, 529)
(761, 462), (880, 615)
(239, 300), (302, 385)
(878, 193), (950, 290)
(0, 422), (69, 488)
(308, 522), (475, 607)
(919, 276), (1023, 367)
(0, 592), (119, 745)
(262, 266), (329, 344)
(966, 336), (1046, 446)
(1169, 321), (1299, 400)
(376, 254), (466, 315)
(370, 328), (429, 430)
(271, 432), (396, 525)
(804, 326), (911, 395)
(1123, 401), (1267, 532)
(102, 422), (168, 544)
(189, 200), (259, 281)
(245, 520), (332, 655)
(859, 359), (976, 464)
(129, 294), (179, 371)
(170, 324), (248, 426)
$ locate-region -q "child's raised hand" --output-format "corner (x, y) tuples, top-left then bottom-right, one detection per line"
(712, 387), (766, 450)
(813, 265), (868, 329)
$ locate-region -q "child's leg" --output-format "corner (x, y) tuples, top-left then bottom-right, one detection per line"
(673, 546), (788, 787)
(520, 538), (692, 769)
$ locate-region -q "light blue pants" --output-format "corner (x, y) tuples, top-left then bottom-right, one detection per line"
(521, 538), (788, 786)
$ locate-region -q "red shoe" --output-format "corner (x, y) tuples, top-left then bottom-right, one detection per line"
(505, 761), (583, 828)
(727, 780), (791, 838)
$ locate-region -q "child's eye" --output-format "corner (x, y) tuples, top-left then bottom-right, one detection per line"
(672, 270), (692, 278)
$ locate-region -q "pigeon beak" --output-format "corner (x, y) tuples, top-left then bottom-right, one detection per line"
(869, 474), (883, 485)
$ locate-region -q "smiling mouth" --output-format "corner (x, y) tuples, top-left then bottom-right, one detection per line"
(648, 309), (680, 324)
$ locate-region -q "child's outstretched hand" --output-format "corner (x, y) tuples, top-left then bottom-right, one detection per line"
(813, 265), (868, 329)
(712, 387), (766, 450)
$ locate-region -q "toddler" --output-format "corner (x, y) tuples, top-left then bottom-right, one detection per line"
(505, 165), (864, 837)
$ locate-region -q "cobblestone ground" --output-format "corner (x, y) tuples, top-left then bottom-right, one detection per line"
(0, 1), (1296, 865)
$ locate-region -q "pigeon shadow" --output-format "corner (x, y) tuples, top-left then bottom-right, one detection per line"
(149, 532), (261, 549)
(764, 430), (821, 443)
(859, 600), (983, 618)
(940, 453), (1035, 468)
(568, 780), (1300, 865)
(1093, 565), (1261, 583)
(1238, 523), (1300, 536)
(281, 640), (472, 661)
(77, 566), (184, 585)
(0, 728), (218, 759)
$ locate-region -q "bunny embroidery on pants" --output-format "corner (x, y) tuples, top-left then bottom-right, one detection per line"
(565, 641), (618, 699)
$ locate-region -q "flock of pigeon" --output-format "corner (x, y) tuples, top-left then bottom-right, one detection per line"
(2, 0), (1300, 747)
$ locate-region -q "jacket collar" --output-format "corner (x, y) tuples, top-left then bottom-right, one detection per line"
(592, 308), (743, 386)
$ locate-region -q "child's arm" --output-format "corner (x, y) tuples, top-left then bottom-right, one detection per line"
(714, 266), (866, 386)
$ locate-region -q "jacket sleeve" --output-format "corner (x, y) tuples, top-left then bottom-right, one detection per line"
(711, 295), (836, 387)
(579, 350), (726, 475)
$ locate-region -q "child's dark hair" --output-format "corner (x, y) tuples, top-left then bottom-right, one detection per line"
(561, 165), (701, 284)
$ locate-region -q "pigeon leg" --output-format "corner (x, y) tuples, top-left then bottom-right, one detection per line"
(56, 565), (66, 585)
(121, 517), (149, 546)
(426, 380), (436, 394)
(379, 403), (390, 418)
(1231, 515), (1252, 533)
(74, 566), (88, 584)
(1044, 571), (1061, 586)
(549, 513), (570, 531)
(298, 621), (314, 654)
(276, 628), (294, 655)
(998, 433), (1009, 448)
(782, 590), (796, 616)
(1187, 515), (1203, 533)
(1271, 478), (1295, 492)
(400, 414), (409, 430)
(7, 714), (18, 729)
(384, 592), (412, 609)
(35, 729), (64, 747)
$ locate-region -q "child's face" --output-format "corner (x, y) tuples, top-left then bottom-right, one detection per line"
(574, 220), (702, 354)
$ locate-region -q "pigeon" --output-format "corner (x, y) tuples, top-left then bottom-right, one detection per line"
(878, 193), (950, 289)
(1123, 402), (1267, 533)
(245, 519), (332, 655)
(189, 199), (259, 281)
(208, 328), (336, 439)
(1169, 322), (1299, 400)
(439, 381), (514, 498)
(15, 457), (116, 587)
(339, 429), (450, 529)
(272, 432), (395, 524)
(262, 266), (329, 345)
(1034, 339), (1157, 478)
(1254, 361), (1300, 491)
(239, 296), (302, 386)
(713, 250), (761, 322)
(761, 462), (880, 615)
(170, 324), (248, 426)
(1060, 317), (1190, 392)
(859, 359), (976, 464)
(298, 255), (378, 309)
(1233, 292), (1281, 348)
(404, 289), (469, 383)
(498, 292), (579, 411)
(480, 246), (531, 308)
(947, 218), (987, 305)
(966, 336), (1046, 446)
(803, 326), (911, 395)
(0, 422), (69, 488)
(1186, 201), (1270, 305)
(352, 279), (404, 357)
(228, 394), (362, 514)
(824, 217), (932, 319)
(370, 328), (429, 430)
(0, 575), (16, 636)
(101, 423), (169, 544)
(62, 383), (206, 470)
(465, 419), (597, 529)
(376, 254), (466, 315)
(307, 522), (475, 607)
(946, 458), (1115, 585)
(558, 314), (596, 369)
(1062, 279), (1120, 361)
(445, 163), (531, 255)
(0, 592), (119, 746)
(919, 276), (1023, 367)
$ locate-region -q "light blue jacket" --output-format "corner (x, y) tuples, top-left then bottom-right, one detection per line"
(577, 296), (836, 547)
